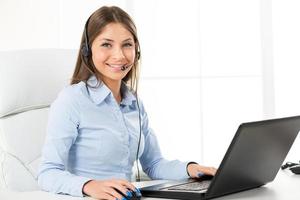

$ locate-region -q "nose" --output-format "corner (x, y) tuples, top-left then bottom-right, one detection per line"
(111, 47), (125, 60)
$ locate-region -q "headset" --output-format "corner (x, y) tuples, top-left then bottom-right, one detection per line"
(82, 16), (143, 181)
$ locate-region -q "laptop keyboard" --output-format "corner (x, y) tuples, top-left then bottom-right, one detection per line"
(162, 180), (211, 191)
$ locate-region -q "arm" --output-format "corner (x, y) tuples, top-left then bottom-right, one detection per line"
(38, 88), (140, 199)
(138, 101), (217, 180)
(37, 88), (91, 197)
(138, 101), (189, 180)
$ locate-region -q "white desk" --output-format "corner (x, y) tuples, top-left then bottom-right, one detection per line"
(1, 171), (299, 200)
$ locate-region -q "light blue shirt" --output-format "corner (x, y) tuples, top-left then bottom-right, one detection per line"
(38, 76), (190, 197)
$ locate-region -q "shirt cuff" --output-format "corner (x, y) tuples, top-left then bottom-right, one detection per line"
(173, 161), (193, 179)
(72, 176), (93, 197)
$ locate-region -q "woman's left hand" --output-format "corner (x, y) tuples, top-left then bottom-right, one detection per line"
(187, 163), (217, 178)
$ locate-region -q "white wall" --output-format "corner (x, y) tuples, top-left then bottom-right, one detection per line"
(273, 0), (300, 162)
(0, 0), (299, 167)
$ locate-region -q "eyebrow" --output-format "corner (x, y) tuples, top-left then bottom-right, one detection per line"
(101, 38), (133, 42)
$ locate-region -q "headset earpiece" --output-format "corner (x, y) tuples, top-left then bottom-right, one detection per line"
(81, 44), (90, 57)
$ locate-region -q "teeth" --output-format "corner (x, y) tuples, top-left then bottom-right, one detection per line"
(109, 64), (124, 68)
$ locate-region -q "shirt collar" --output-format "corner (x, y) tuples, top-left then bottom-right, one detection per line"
(120, 82), (137, 106)
(86, 76), (136, 106)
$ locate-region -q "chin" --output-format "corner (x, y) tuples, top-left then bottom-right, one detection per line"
(109, 75), (127, 81)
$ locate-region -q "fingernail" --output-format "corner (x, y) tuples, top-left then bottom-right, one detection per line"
(126, 191), (132, 197)
(135, 188), (142, 196)
(198, 172), (205, 177)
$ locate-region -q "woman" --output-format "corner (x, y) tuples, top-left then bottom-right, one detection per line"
(38, 6), (216, 200)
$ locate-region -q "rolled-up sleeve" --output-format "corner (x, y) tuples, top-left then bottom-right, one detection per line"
(139, 101), (190, 180)
(37, 88), (91, 197)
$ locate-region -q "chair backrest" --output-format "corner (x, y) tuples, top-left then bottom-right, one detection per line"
(0, 49), (77, 191)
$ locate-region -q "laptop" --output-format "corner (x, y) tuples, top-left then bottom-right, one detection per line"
(140, 116), (300, 200)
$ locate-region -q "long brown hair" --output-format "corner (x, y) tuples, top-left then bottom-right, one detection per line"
(71, 6), (141, 92)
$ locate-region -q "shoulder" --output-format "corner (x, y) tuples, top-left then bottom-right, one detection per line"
(57, 82), (87, 101)
(51, 82), (87, 113)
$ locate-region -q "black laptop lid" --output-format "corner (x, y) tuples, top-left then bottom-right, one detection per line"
(205, 116), (300, 199)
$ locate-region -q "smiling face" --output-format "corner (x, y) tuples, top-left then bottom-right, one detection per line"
(91, 22), (136, 86)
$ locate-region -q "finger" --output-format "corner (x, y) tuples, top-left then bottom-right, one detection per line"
(99, 192), (117, 200)
(199, 167), (211, 175)
(116, 179), (141, 196)
(198, 167), (217, 176)
(103, 186), (124, 200)
(207, 167), (217, 175)
(115, 179), (136, 191)
(107, 182), (129, 197)
(190, 170), (202, 178)
(190, 165), (205, 178)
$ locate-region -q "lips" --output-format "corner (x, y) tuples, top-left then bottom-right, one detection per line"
(106, 63), (126, 69)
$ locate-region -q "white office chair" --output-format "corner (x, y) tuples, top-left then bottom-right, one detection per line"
(0, 49), (76, 191)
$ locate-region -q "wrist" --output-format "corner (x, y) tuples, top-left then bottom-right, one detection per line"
(82, 180), (94, 196)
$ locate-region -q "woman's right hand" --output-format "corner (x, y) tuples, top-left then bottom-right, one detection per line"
(82, 179), (138, 200)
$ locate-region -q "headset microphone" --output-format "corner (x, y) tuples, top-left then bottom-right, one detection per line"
(121, 65), (129, 71)
(121, 63), (135, 71)
(120, 51), (140, 71)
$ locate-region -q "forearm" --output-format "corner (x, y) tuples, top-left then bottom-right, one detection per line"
(143, 158), (190, 180)
(38, 167), (91, 197)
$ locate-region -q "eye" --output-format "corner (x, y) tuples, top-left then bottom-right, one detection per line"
(101, 42), (112, 48)
(123, 42), (133, 48)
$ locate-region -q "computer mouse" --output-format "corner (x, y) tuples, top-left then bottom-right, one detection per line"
(128, 189), (142, 200)
(290, 165), (300, 174)
(117, 188), (142, 200)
